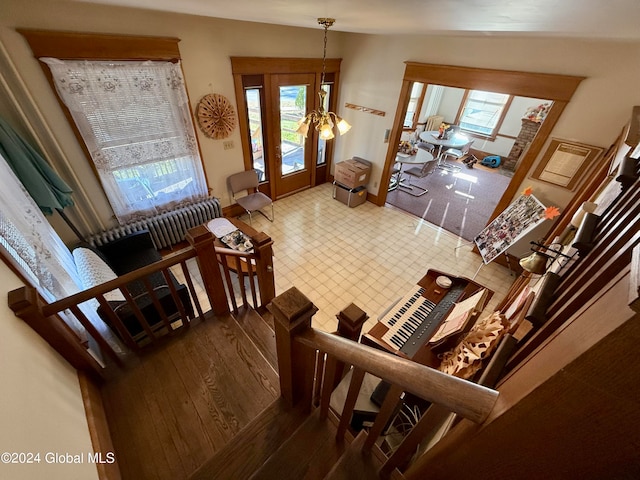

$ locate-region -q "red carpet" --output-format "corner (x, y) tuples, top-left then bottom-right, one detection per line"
(386, 162), (512, 241)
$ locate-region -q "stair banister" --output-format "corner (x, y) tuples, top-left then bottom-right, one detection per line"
(270, 286), (499, 424)
(297, 329), (498, 424)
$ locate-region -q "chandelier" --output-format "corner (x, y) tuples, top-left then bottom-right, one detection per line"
(296, 18), (351, 140)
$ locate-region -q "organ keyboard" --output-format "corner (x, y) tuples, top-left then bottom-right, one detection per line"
(363, 269), (493, 366)
(380, 286), (436, 348)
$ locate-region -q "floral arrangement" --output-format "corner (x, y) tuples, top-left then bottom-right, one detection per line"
(523, 103), (551, 123)
(398, 140), (417, 155)
(438, 122), (454, 139)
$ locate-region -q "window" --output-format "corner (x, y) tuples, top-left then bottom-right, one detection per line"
(42, 58), (208, 223)
(0, 151), (91, 339)
(244, 86), (266, 181)
(404, 82), (425, 129)
(457, 90), (512, 137)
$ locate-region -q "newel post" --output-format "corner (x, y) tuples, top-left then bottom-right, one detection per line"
(268, 287), (318, 409)
(336, 303), (368, 341)
(8, 286), (104, 377)
(186, 225), (230, 316)
(252, 231), (276, 310)
(332, 303), (369, 388)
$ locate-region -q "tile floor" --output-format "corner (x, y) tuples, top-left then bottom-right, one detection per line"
(231, 183), (516, 334)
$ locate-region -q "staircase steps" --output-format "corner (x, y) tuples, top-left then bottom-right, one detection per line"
(324, 431), (406, 480)
(250, 408), (349, 480)
(188, 398), (307, 480)
(232, 305), (278, 370)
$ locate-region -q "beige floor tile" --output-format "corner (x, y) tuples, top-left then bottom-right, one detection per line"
(225, 183), (514, 333)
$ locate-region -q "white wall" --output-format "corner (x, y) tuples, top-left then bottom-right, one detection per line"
(0, 263), (97, 480)
(0, 0), (341, 236)
(336, 34), (640, 208)
(4, 1), (638, 221)
(0, 1), (638, 473)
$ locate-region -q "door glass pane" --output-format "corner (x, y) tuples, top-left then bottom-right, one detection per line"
(245, 88), (266, 181)
(317, 84), (330, 166)
(280, 85), (306, 175)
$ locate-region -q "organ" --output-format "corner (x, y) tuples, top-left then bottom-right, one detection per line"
(363, 269), (492, 367)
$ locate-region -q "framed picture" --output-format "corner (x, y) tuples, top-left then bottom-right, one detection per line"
(532, 138), (604, 190)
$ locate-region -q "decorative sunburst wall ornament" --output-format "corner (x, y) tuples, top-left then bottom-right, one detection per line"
(196, 93), (237, 139)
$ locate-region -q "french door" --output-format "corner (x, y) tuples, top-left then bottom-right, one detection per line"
(232, 58), (341, 201)
(271, 73), (315, 197)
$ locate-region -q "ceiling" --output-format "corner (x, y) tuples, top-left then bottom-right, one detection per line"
(72, 0), (640, 40)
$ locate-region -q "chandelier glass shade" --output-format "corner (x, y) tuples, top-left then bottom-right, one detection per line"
(296, 18), (351, 140)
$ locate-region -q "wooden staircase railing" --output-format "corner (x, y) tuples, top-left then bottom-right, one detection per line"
(268, 287), (499, 478)
(8, 222), (275, 378)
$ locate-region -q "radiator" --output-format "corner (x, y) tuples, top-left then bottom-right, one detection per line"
(425, 115), (444, 132)
(89, 197), (222, 249)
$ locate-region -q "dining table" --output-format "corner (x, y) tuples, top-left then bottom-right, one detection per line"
(419, 130), (469, 160)
(390, 149), (434, 196)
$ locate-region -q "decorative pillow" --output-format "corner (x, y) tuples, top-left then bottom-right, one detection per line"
(73, 247), (126, 302)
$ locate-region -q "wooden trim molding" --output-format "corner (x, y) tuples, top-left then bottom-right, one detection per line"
(230, 57), (341, 75)
(378, 62), (584, 238)
(17, 30), (213, 207)
(78, 372), (122, 480)
(403, 62), (584, 101)
(17, 29), (181, 61)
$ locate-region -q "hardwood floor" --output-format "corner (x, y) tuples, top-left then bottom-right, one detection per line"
(101, 308), (279, 480)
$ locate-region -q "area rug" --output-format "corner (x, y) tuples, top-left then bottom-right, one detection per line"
(386, 163), (512, 242)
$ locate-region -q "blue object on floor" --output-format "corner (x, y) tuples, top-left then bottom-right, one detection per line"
(481, 155), (501, 168)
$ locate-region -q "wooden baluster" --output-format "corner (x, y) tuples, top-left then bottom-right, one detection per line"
(319, 354), (338, 418)
(234, 256), (248, 307)
(95, 295), (138, 350)
(178, 260), (204, 319)
(269, 287), (318, 409)
(68, 304), (123, 366)
(336, 366), (366, 439)
(159, 267), (191, 323)
(8, 286), (105, 378)
(380, 403), (454, 478)
(252, 231), (275, 310)
(363, 383), (404, 451)
(119, 285), (157, 343)
(141, 277), (174, 332)
(217, 251), (238, 313)
(245, 258), (259, 309)
(186, 225), (230, 317)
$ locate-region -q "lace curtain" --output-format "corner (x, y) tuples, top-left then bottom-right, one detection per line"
(41, 58), (208, 223)
(0, 150), (124, 355)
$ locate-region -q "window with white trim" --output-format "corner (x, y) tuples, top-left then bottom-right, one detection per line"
(42, 59), (208, 224)
(458, 90), (512, 137)
(403, 82), (425, 129)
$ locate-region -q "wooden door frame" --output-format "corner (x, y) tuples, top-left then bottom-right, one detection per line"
(231, 57), (342, 200)
(379, 63), (585, 229)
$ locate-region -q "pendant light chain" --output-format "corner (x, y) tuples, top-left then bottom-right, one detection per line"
(295, 17), (351, 140)
(321, 21), (328, 86)
(318, 18), (334, 87)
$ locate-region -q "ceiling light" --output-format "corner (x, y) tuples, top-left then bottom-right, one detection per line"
(296, 18), (351, 140)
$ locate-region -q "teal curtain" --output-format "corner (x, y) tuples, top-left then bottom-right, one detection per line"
(0, 116), (74, 215)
